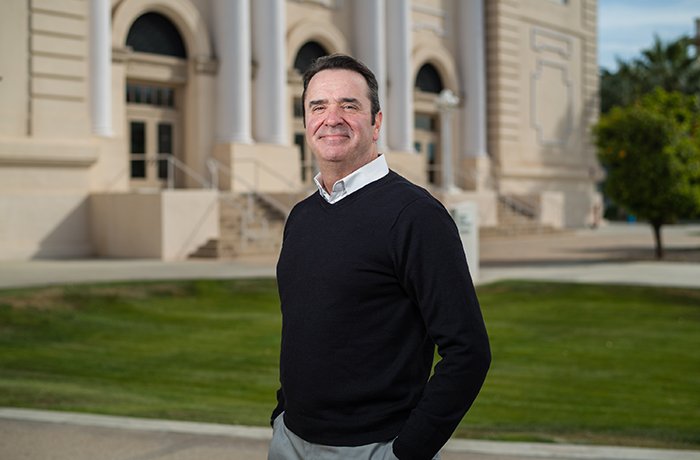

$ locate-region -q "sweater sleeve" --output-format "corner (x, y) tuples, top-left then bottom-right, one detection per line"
(390, 197), (491, 460)
(270, 387), (285, 426)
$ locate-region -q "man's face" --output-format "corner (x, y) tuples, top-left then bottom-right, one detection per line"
(304, 69), (382, 171)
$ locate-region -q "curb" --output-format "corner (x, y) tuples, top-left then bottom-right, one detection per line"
(445, 438), (700, 460)
(0, 408), (271, 440)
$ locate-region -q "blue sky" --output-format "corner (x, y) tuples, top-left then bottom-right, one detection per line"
(598, 0), (699, 71)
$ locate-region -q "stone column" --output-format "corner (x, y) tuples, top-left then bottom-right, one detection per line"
(354, 0), (387, 152)
(213, 0), (252, 144)
(89, 0), (112, 136)
(437, 89), (459, 192)
(458, 0), (487, 158)
(253, 0), (287, 145)
(386, 0), (413, 152)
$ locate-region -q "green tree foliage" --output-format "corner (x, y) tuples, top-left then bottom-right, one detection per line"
(600, 35), (700, 113)
(594, 89), (700, 258)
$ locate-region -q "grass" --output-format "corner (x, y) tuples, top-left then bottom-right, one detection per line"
(0, 280), (281, 426)
(459, 282), (700, 448)
(0, 279), (698, 449)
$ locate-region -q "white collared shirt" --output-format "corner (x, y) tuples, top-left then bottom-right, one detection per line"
(314, 154), (390, 204)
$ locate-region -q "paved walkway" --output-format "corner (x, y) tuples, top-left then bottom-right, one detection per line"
(478, 222), (700, 288)
(2, 408), (699, 460)
(1, 223), (699, 290)
(1, 222), (699, 460)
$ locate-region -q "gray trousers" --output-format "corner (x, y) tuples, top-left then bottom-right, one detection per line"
(268, 413), (440, 460)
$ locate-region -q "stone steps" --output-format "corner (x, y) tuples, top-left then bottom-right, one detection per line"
(189, 191), (567, 256)
(188, 238), (219, 259)
(479, 194), (564, 238)
(189, 193), (286, 259)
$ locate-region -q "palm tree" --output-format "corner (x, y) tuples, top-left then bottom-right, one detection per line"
(600, 60), (643, 113)
(600, 35), (700, 113)
(637, 35), (700, 94)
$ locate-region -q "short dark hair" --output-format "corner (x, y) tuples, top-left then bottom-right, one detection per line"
(301, 53), (380, 126)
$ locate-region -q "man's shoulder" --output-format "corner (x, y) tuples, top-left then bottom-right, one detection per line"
(383, 171), (444, 210)
(286, 191), (320, 222)
(383, 171), (430, 200)
(294, 190), (320, 208)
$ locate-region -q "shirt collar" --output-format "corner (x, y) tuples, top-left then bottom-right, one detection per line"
(314, 154), (389, 204)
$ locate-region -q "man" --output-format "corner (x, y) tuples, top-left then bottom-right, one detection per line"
(269, 54), (491, 460)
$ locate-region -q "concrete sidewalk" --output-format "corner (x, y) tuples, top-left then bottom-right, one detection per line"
(2, 256), (699, 290)
(1, 223), (698, 290)
(1, 222), (699, 459)
(2, 408), (699, 460)
(478, 223), (700, 287)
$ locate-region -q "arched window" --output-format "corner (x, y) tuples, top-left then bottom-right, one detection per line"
(294, 41), (328, 74)
(126, 12), (187, 58)
(415, 64), (443, 94)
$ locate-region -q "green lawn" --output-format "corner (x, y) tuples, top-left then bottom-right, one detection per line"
(0, 279), (698, 449)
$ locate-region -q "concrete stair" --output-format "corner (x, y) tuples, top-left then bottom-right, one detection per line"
(480, 195), (562, 238)
(189, 190), (566, 257)
(189, 193), (287, 259)
(188, 238), (219, 258)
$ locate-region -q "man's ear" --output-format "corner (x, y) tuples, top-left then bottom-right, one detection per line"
(373, 111), (383, 141)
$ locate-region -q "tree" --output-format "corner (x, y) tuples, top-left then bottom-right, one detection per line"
(593, 89), (700, 259)
(600, 60), (645, 113)
(638, 35), (700, 95)
(600, 35), (700, 113)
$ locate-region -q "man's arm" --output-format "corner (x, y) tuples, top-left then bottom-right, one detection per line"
(390, 197), (491, 460)
(270, 388), (285, 426)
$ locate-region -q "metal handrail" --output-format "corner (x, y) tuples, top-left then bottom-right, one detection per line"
(128, 153), (295, 253)
(391, 161), (538, 220)
(239, 157), (301, 192)
(498, 195), (538, 219)
(206, 157), (293, 217)
(390, 162), (497, 192)
(130, 154), (212, 189)
(203, 153), (537, 250)
(169, 155), (212, 189)
(205, 156), (302, 253)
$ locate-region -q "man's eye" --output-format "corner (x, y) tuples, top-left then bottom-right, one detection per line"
(343, 105), (358, 111)
(311, 106), (324, 113)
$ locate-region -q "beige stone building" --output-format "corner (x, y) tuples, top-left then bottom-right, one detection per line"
(0, 0), (600, 262)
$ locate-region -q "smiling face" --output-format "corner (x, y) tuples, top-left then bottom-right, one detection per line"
(304, 69), (382, 179)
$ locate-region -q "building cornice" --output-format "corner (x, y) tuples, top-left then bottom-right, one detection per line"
(0, 140), (99, 167)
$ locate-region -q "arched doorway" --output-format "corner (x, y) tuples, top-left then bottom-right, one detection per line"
(414, 63), (444, 186)
(125, 12), (187, 190)
(291, 41), (328, 184)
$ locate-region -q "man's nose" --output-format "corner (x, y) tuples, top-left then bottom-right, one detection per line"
(323, 105), (343, 126)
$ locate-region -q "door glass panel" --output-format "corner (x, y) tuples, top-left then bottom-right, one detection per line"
(156, 87), (174, 107)
(144, 86), (155, 105)
(295, 132), (315, 183)
(294, 133), (305, 182)
(157, 123), (173, 179)
(428, 143), (437, 184)
(130, 121), (146, 178)
(293, 97), (303, 118)
(127, 83), (175, 108)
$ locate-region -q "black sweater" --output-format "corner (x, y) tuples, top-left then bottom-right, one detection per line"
(272, 171), (491, 460)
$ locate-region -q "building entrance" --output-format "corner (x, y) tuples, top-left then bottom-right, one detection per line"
(414, 112), (440, 186)
(126, 83), (182, 189)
